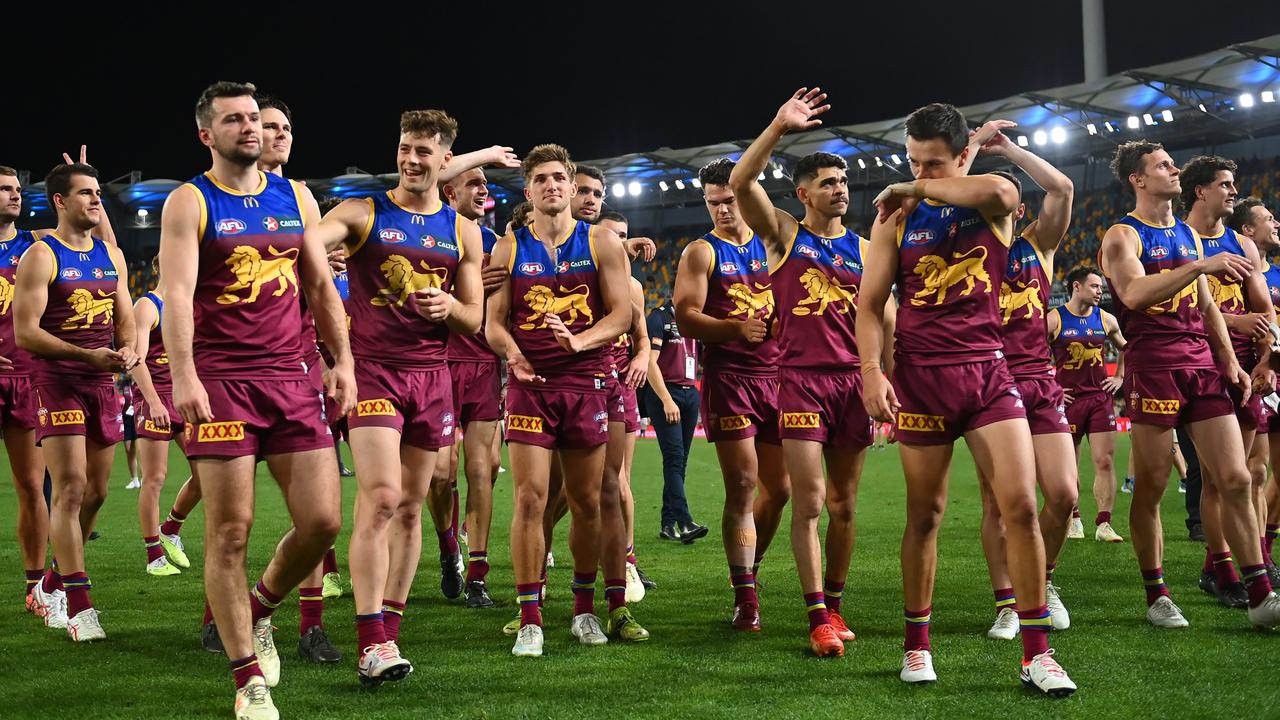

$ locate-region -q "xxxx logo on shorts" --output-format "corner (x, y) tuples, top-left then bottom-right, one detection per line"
(143, 420), (166, 434)
(507, 414), (544, 433)
(197, 421), (245, 442)
(781, 412), (820, 429)
(1140, 398), (1180, 415)
(719, 415), (752, 431)
(355, 399), (397, 417)
(1069, 424), (1078, 434)
(50, 410), (86, 426)
(898, 412), (946, 432)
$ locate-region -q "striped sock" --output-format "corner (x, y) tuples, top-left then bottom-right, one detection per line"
(466, 551), (489, 582)
(248, 580), (282, 623)
(1212, 552), (1240, 587)
(25, 569), (43, 597)
(752, 553), (764, 578)
(823, 579), (845, 615)
(517, 582), (542, 627)
(299, 586), (323, 635)
(626, 544), (638, 565)
(605, 577), (626, 613)
(41, 567), (62, 594)
(143, 535), (165, 563)
(571, 572), (597, 616)
(1266, 524), (1279, 557)
(731, 572), (757, 606)
(994, 587), (1016, 615)
(1142, 567), (1170, 606)
(203, 600), (215, 625)
(381, 599), (406, 641)
(1045, 562), (1056, 584)
(356, 612), (386, 654)
(229, 655), (263, 690)
(1095, 511), (1112, 527)
(323, 546), (338, 575)
(904, 606), (931, 651)
(804, 592), (830, 631)
(1017, 605), (1052, 662)
(63, 572), (92, 617)
(437, 528), (459, 556)
(1242, 564), (1274, 608)
(159, 508), (186, 537)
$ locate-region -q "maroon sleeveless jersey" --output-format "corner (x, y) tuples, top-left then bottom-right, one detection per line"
(139, 291), (170, 389)
(0, 228), (37, 375)
(1104, 214), (1212, 371)
(770, 224), (863, 370)
(999, 235), (1053, 379)
(608, 331), (632, 374)
(448, 225), (499, 362)
(34, 234), (118, 386)
(896, 200), (1009, 365)
(1200, 225), (1255, 363)
(347, 192), (464, 368)
(1050, 304), (1109, 395)
(699, 230), (780, 375)
(188, 171), (307, 379)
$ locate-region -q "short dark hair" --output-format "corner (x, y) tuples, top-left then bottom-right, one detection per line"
(45, 163), (99, 208)
(195, 81), (257, 129)
(510, 201), (533, 230)
(1229, 196), (1266, 233)
(698, 158), (735, 187)
(598, 210), (627, 225)
(905, 103), (968, 155)
(318, 196), (344, 215)
(793, 152), (847, 186)
(400, 110), (458, 147)
(0, 164), (16, 178)
(255, 94), (293, 125)
(1066, 266), (1102, 290)
(1110, 140), (1163, 195)
(521, 144), (575, 183)
(989, 169), (1022, 203)
(1179, 155), (1237, 211)
(576, 165), (606, 187)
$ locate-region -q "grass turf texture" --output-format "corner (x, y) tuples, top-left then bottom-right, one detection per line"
(0, 435), (1276, 719)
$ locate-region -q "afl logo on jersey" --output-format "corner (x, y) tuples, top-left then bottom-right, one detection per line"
(720, 262), (738, 274)
(519, 262), (544, 275)
(1062, 328), (1079, 337)
(906, 229), (934, 245)
(797, 245), (819, 258)
(61, 268), (82, 280)
(217, 219), (246, 235)
(1148, 246), (1169, 259)
(379, 229), (407, 244)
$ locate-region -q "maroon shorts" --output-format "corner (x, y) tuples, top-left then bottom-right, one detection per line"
(0, 374), (36, 430)
(777, 368), (871, 449)
(1016, 376), (1071, 436)
(505, 381), (608, 450)
(701, 370), (780, 444)
(892, 358), (1026, 445)
(1228, 381), (1266, 430)
(131, 388), (184, 442)
(183, 377), (331, 459)
(349, 362), (455, 451)
(1124, 368), (1234, 429)
(306, 359), (347, 437)
(1064, 390), (1116, 438)
(34, 383), (124, 446)
(607, 377), (642, 434)
(450, 360), (502, 425)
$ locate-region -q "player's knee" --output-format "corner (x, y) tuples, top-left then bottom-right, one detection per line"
(210, 520), (252, 557)
(723, 469), (757, 502)
(1215, 467), (1253, 497)
(999, 496), (1039, 529)
(393, 499), (423, 527)
(906, 501), (945, 537)
(513, 489), (547, 521)
(826, 498), (855, 524)
(1043, 480), (1078, 516)
(1094, 453), (1114, 475)
(365, 486), (399, 523)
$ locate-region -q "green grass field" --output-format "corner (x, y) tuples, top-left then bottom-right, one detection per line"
(0, 435), (1276, 719)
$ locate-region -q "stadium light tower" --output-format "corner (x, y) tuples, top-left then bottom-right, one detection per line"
(1082, 0), (1107, 82)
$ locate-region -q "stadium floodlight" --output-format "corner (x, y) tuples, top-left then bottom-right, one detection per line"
(1050, 127), (1067, 144)
(772, 167), (783, 179)
(1161, 109), (1174, 122)
(674, 179), (685, 190)
(1127, 115), (1140, 129)
(611, 182), (625, 198)
(1017, 135), (1029, 147)
(691, 177), (702, 188)
(1263, 91), (1275, 103)
(1033, 130), (1048, 146)
(857, 158), (867, 169)
(889, 154), (901, 165)
(1143, 113), (1155, 125)
(1086, 123), (1097, 135)
(1198, 103), (1208, 112)
(1240, 93), (1255, 108)
(1104, 121), (1116, 132)
(137, 208), (149, 218)
(627, 181), (642, 197)
(658, 180), (669, 192)
(874, 157), (883, 167)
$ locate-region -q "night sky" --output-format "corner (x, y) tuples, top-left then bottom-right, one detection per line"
(4, 2), (1278, 182)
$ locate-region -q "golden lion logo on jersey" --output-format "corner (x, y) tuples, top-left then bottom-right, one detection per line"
(63, 288), (114, 329)
(1206, 274), (1245, 313)
(910, 246), (991, 306)
(372, 254), (449, 308)
(217, 245), (299, 304)
(792, 269), (857, 316)
(1146, 270), (1197, 315)
(999, 278), (1044, 324)
(519, 284), (593, 330)
(726, 282), (774, 318)
(0, 275), (13, 316)
(1063, 341), (1103, 370)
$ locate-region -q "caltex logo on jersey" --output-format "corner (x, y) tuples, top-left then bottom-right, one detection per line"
(833, 255), (844, 267)
(61, 268), (81, 280)
(263, 217), (280, 232)
(720, 262), (738, 273)
(421, 236), (436, 248)
(1178, 245), (1190, 256)
(217, 219), (246, 235)
(558, 261), (570, 273)
(1149, 246), (1169, 259)
(92, 268), (105, 279)
(749, 259), (763, 271)
(380, 229), (407, 244)
(520, 262), (544, 274)
(947, 222), (958, 239)
(906, 229), (934, 245)
(797, 245), (819, 258)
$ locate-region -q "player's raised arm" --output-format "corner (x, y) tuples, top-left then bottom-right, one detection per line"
(439, 145), (519, 184)
(981, 132), (1075, 251)
(876, 173), (1019, 223)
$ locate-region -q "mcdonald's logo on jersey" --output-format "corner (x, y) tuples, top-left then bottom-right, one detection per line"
(196, 421), (245, 442)
(243, 197), (260, 209)
(781, 412), (820, 429)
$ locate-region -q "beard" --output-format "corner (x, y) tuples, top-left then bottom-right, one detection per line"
(215, 137), (262, 167)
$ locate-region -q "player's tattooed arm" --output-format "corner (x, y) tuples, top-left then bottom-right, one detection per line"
(158, 185), (211, 422)
(674, 240), (763, 343)
(857, 211), (902, 422)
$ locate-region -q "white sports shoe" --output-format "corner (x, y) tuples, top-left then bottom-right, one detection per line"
(1146, 596), (1189, 628)
(900, 649), (937, 684)
(252, 618), (281, 687)
(1046, 583), (1070, 630)
(33, 584), (68, 630)
(1021, 649), (1077, 697)
(1094, 522), (1124, 543)
(1066, 517), (1085, 539)
(987, 607), (1019, 640)
(545, 551), (555, 569)
(357, 641), (413, 686)
(512, 624), (544, 657)
(625, 562), (646, 604)
(125, 477), (141, 490)
(234, 676), (279, 720)
(66, 607), (106, 641)
(1247, 591), (1280, 628)
(570, 613), (609, 646)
